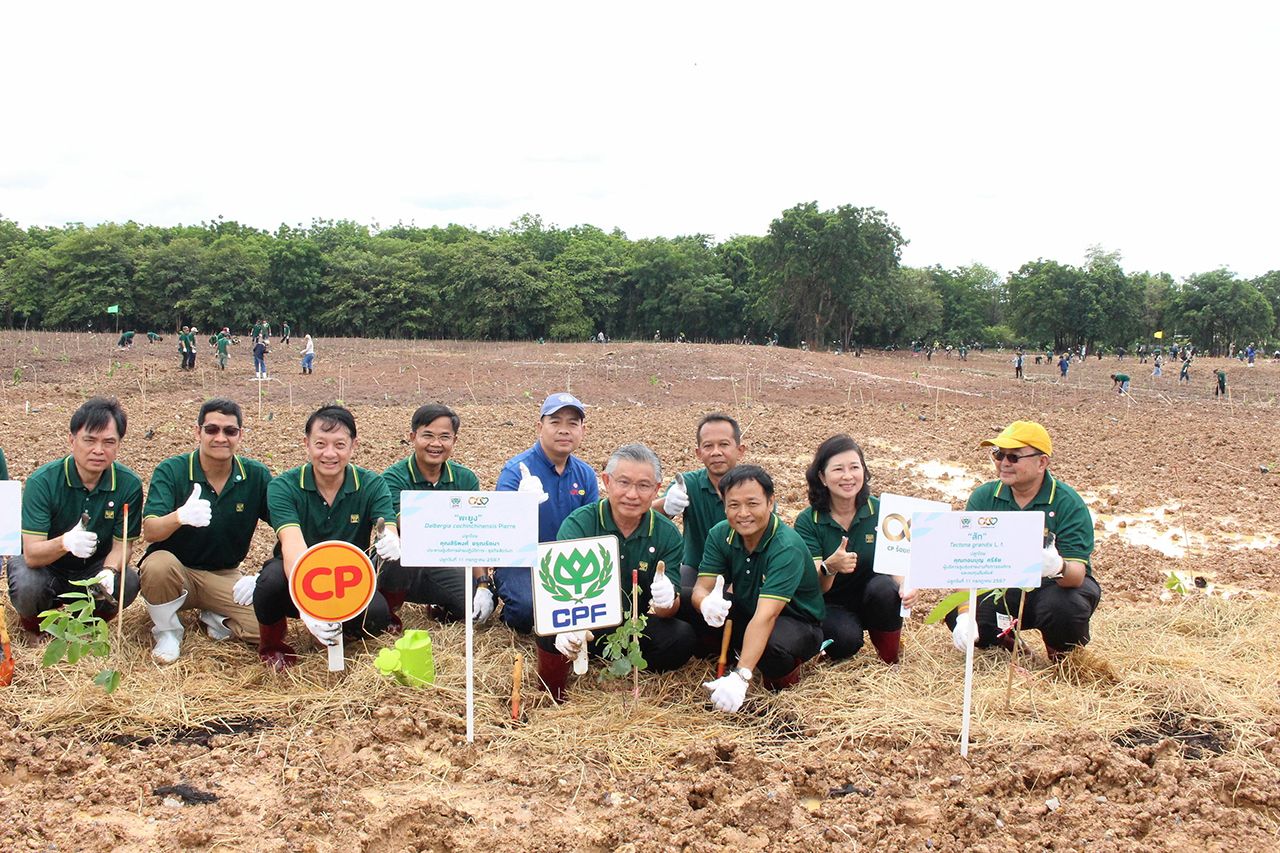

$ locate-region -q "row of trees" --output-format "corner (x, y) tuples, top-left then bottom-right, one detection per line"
(1, 208), (1275, 354)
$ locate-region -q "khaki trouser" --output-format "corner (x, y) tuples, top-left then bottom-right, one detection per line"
(139, 550), (260, 642)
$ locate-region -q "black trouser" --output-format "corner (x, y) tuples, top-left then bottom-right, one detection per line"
(948, 576), (1102, 651)
(377, 561), (467, 619)
(253, 557), (390, 638)
(822, 573), (902, 660)
(536, 616), (696, 673)
(729, 610), (823, 680)
(6, 555), (139, 619)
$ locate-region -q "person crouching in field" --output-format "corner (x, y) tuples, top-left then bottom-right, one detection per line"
(8, 398), (142, 636)
(947, 421), (1099, 661)
(794, 435), (915, 664)
(138, 399), (270, 663)
(536, 443), (693, 702)
(695, 465), (826, 712)
(246, 406), (402, 669)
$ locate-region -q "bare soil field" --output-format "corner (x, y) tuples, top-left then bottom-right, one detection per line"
(0, 331), (1277, 851)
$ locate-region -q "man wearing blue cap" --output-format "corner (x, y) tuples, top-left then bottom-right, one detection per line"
(494, 393), (599, 633)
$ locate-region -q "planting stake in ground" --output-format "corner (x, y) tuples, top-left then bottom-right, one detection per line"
(1004, 591), (1028, 711)
(717, 618), (733, 678)
(117, 503), (129, 650)
(631, 569), (639, 700)
(464, 564), (476, 742)
(511, 652), (522, 721)
(0, 572), (15, 686)
(960, 588), (977, 758)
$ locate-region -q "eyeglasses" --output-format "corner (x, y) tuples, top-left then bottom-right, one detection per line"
(991, 449), (1040, 463)
(416, 431), (455, 444)
(610, 478), (658, 494)
(201, 424), (242, 437)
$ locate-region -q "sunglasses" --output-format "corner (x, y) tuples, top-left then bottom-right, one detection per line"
(201, 424), (242, 437)
(991, 449), (1041, 463)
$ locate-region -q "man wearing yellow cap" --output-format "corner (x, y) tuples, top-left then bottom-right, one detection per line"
(949, 421), (1098, 661)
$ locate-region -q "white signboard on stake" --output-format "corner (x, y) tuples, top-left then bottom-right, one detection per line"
(398, 490), (539, 745)
(0, 481), (19, 556)
(532, 535), (623, 637)
(399, 491), (538, 568)
(908, 510), (1043, 590)
(907, 509), (1043, 759)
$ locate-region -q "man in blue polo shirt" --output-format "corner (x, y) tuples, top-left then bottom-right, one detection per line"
(494, 392), (599, 633)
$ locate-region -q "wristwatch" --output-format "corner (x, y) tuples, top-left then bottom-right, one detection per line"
(475, 573), (494, 589)
(733, 667), (753, 682)
(819, 560), (834, 577)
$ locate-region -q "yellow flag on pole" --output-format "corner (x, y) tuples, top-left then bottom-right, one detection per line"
(1154, 330), (1164, 339)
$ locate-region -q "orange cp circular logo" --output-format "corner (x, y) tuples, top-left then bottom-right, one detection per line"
(289, 540), (376, 622)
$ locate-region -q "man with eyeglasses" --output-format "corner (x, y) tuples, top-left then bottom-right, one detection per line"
(948, 421), (1099, 662)
(9, 397), (143, 637)
(379, 403), (492, 631)
(138, 399), (272, 663)
(537, 443), (693, 702)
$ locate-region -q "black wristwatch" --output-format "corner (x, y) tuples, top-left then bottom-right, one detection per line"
(819, 560), (834, 577)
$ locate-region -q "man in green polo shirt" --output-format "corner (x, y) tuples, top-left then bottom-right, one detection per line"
(178, 326), (191, 370)
(246, 405), (401, 669)
(139, 398), (272, 663)
(379, 403), (491, 630)
(215, 330), (231, 370)
(280, 321), (291, 344)
(536, 443), (694, 702)
(654, 413), (747, 644)
(8, 397), (143, 635)
(949, 420), (1099, 662)
(1110, 373), (1130, 394)
(694, 465), (825, 712)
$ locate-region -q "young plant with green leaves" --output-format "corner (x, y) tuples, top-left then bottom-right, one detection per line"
(38, 578), (121, 693)
(598, 613), (648, 681)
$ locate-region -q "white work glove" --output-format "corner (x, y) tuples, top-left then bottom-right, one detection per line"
(649, 569), (676, 610)
(301, 612), (342, 646)
(63, 521), (99, 559)
(93, 568), (116, 596)
(662, 475), (690, 517)
(517, 462), (549, 505)
(473, 586), (495, 623)
(699, 575), (731, 628)
(1041, 544), (1064, 579)
(554, 629), (593, 659)
(702, 672), (748, 713)
(951, 611), (977, 652)
(373, 529), (401, 562)
(232, 574), (257, 607)
(177, 483), (212, 527)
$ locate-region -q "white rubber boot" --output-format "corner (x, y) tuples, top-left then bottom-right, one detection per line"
(199, 610), (233, 641)
(146, 591), (187, 664)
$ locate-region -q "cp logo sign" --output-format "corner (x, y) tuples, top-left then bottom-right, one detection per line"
(289, 540), (376, 623)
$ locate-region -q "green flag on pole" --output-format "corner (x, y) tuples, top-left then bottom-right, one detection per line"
(107, 304), (119, 314)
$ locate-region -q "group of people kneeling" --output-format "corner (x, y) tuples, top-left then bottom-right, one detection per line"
(6, 391), (1100, 714)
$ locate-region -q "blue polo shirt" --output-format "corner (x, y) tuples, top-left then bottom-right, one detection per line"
(496, 442), (598, 542)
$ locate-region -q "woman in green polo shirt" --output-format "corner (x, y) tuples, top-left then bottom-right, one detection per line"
(794, 435), (914, 664)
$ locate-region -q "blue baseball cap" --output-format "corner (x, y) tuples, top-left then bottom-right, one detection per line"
(540, 392), (586, 418)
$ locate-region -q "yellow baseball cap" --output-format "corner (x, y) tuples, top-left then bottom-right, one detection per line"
(980, 420), (1052, 456)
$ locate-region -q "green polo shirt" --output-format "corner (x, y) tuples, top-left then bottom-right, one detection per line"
(698, 515), (825, 624)
(142, 451), (272, 570)
(663, 469), (726, 570)
(21, 456), (144, 575)
(251, 324), (263, 339)
(965, 473), (1094, 575)
(382, 456), (482, 519)
(1113, 373), (1130, 383)
(1215, 369), (1227, 386)
(793, 495), (880, 598)
(216, 335), (230, 356)
(0, 447), (7, 480)
(557, 500), (683, 614)
(267, 463), (394, 554)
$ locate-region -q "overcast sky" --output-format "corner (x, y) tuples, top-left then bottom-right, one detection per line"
(2, 2), (1276, 279)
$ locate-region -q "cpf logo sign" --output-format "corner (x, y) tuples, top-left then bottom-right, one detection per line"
(532, 535), (622, 637)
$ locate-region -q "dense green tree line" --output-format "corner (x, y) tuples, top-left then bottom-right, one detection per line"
(0, 207), (1274, 354)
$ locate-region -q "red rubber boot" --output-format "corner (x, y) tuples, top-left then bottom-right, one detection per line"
(257, 619), (299, 671)
(382, 590), (406, 635)
(536, 647), (572, 704)
(868, 629), (901, 664)
(762, 658), (804, 691)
